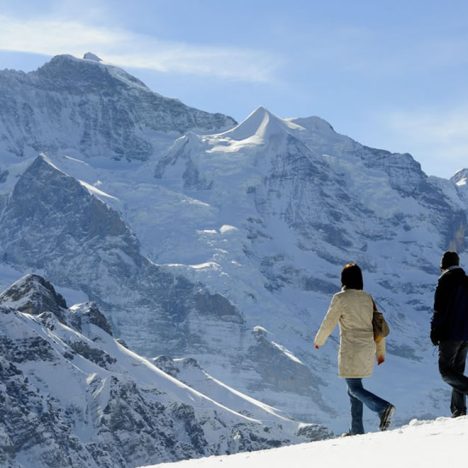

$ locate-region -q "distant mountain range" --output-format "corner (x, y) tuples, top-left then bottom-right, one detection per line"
(0, 53), (467, 462)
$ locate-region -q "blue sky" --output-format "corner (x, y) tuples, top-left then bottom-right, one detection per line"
(1, 0), (467, 177)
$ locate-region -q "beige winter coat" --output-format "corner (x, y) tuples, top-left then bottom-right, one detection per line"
(314, 288), (386, 378)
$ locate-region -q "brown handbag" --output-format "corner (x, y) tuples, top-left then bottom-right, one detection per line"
(372, 299), (390, 341)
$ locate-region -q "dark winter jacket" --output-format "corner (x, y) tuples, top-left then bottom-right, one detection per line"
(431, 266), (468, 343)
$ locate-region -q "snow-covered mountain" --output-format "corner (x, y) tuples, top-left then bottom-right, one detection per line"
(0, 53), (235, 163)
(0, 154), (248, 357)
(144, 416), (468, 468)
(144, 105), (468, 428)
(0, 274), (328, 468)
(1, 55), (468, 439)
(452, 169), (468, 206)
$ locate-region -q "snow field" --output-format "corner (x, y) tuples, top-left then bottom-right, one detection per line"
(144, 416), (468, 468)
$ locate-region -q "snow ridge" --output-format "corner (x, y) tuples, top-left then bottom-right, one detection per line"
(219, 106), (301, 142)
(0, 274), (330, 467)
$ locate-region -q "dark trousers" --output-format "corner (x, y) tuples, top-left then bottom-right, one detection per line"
(438, 340), (468, 415)
(345, 378), (390, 434)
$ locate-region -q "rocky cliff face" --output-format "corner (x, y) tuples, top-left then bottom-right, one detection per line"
(0, 155), (245, 357)
(0, 54), (236, 162)
(0, 274), (328, 468)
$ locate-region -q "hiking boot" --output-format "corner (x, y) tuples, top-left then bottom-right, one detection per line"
(379, 404), (395, 431)
(451, 409), (466, 418)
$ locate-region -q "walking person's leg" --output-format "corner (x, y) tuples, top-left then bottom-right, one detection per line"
(346, 384), (364, 434)
(450, 389), (465, 417)
(345, 378), (394, 431)
(439, 341), (468, 412)
(448, 342), (468, 416)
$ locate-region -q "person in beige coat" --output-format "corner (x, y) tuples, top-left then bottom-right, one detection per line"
(314, 263), (395, 435)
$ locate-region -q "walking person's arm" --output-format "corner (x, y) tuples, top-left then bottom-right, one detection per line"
(376, 337), (386, 365)
(431, 277), (449, 345)
(314, 294), (342, 349)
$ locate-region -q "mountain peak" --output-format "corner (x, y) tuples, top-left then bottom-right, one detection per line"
(288, 115), (336, 134)
(20, 154), (68, 185)
(36, 53), (149, 91)
(33, 153), (63, 171)
(0, 54), (237, 161)
(452, 168), (468, 187)
(220, 106), (298, 142)
(1, 153), (140, 272)
(83, 52), (103, 62)
(0, 274), (67, 319)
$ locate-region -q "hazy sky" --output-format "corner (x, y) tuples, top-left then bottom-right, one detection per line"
(1, 0), (467, 178)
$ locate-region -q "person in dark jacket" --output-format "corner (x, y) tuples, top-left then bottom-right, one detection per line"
(431, 251), (468, 417)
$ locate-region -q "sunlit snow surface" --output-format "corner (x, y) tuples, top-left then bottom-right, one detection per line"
(143, 417), (468, 468)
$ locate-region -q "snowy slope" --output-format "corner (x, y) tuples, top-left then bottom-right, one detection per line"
(144, 416), (468, 468)
(152, 356), (294, 424)
(1, 55), (468, 438)
(0, 274), (328, 468)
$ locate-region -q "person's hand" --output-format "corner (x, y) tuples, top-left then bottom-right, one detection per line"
(377, 355), (385, 365)
(314, 344), (320, 350)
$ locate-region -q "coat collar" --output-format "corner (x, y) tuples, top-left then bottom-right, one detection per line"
(439, 265), (464, 279)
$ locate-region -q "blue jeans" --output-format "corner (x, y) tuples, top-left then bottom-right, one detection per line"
(345, 378), (390, 434)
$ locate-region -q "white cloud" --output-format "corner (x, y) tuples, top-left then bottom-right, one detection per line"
(0, 14), (280, 82)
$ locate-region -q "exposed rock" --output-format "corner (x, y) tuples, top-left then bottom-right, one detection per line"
(0, 54), (236, 161)
(69, 302), (113, 336)
(0, 275), (328, 467)
(0, 274), (67, 321)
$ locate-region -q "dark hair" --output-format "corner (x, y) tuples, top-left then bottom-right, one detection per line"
(441, 251), (459, 270)
(341, 263), (363, 290)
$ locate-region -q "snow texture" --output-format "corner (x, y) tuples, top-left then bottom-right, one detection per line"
(144, 416), (468, 468)
(0, 274), (329, 468)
